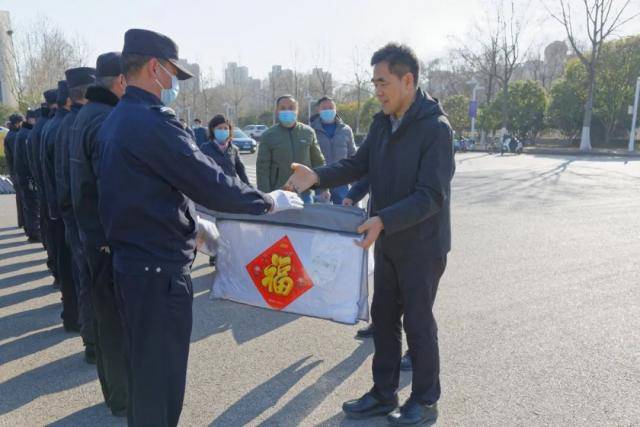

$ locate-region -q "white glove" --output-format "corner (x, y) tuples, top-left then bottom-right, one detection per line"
(196, 215), (220, 256)
(268, 190), (304, 214)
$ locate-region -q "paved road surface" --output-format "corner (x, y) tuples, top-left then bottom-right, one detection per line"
(1, 152), (639, 426)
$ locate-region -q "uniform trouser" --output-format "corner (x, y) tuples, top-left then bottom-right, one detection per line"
(370, 241), (447, 405)
(12, 176), (24, 228)
(64, 217), (95, 347)
(86, 247), (128, 413)
(114, 269), (193, 427)
(19, 184), (40, 240)
(40, 200), (57, 278)
(51, 218), (78, 326)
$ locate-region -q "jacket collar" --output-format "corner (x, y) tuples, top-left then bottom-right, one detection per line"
(86, 85), (119, 107)
(124, 85), (162, 106)
(373, 88), (446, 137)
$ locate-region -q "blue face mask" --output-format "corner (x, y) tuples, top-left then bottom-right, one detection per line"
(278, 110), (297, 127)
(214, 129), (230, 142)
(319, 109), (336, 123)
(155, 62), (180, 106)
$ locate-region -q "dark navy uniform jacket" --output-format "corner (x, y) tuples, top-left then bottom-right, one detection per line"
(3, 129), (18, 179)
(29, 111), (52, 199)
(14, 124), (35, 191)
(55, 103), (82, 220)
(41, 108), (69, 219)
(70, 85), (118, 249)
(98, 86), (273, 275)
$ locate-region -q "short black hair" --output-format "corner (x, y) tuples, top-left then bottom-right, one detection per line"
(370, 43), (419, 85)
(194, 118), (201, 123)
(276, 94), (298, 108)
(316, 96), (335, 107)
(69, 83), (91, 103)
(121, 53), (153, 77)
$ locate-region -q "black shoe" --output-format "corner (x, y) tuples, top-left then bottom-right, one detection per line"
(342, 391), (398, 420)
(52, 279), (60, 289)
(209, 256), (216, 266)
(63, 322), (81, 333)
(356, 323), (375, 338)
(27, 236), (41, 243)
(400, 351), (412, 371)
(388, 400), (438, 425)
(84, 346), (96, 364)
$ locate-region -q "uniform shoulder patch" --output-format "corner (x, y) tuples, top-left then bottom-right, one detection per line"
(150, 105), (177, 118)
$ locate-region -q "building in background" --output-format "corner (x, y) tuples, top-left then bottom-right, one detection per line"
(0, 10), (19, 109)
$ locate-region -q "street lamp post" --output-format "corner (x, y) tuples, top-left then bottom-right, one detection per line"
(629, 77), (640, 152)
(305, 91), (314, 124)
(467, 79), (483, 141)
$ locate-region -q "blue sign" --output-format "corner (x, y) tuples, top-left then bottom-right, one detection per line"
(468, 100), (478, 119)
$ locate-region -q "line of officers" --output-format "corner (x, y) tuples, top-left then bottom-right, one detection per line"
(5, 28), (306, 426)
(5, 54), (130, 417)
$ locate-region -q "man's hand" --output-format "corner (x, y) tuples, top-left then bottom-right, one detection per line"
(342, 197), (354, 207)
(355, 216), (384, 249)
(318, 189), (331, 203)
(283, 163), (318, 193)
(268, 190), (304, 213)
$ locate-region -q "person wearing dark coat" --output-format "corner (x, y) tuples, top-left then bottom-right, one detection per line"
(55, 66), (97, 362)
(199, 114), (251, 185)
(69, 51), (128, 418)
(4, 113), (24, 228)
(98, 29), (303, 427)
(41, 80), (79, 332)
(192, 118), (208, 146)
(286, 44), (455, 426)
(30, 89), (58, 282)
(13, 110), (40, 241)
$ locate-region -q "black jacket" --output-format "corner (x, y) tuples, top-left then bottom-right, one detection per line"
(200, 140), (251, 185)
(70, 86), (118, 248)
(41, 108), (69, 219)
(193, 127), (208, 146)
(55, 103), (82, 220)
(98, 86), (272, 275)
(29, 111), (52, 200)
(13, 124), (35, 191)
(315, 89), (455, 257)
(4, 128), (19, 178)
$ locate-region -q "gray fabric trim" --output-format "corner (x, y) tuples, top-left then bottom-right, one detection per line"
(197, 203), (366, 235)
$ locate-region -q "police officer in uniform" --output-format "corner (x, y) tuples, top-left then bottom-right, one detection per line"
(4, 114), (24, 228)
(98, 29), (303, 426)
(55, 66), (97, 361)
(70, 52), (128, 417)
(30, 90), (58, 280)
(41, 80), (79, 331)
(13, 109), (40, 242)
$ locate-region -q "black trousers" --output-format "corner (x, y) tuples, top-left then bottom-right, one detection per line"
(19, 183), (40, 240)
(86, 247), (128, 413)
(12, 177), (24, 228)
(371, 241), (447, 405)
(64, 218), (95, 346)
(114, 269), (193, 427)
(51, 218), (78, 326)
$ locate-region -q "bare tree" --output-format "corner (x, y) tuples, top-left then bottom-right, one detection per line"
(549, 0), (638, 150)
(350, 46), (372, 134)
(1, 18), (89, 110)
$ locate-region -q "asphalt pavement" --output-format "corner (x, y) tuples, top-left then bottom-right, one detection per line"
(1, 152), (639, 426)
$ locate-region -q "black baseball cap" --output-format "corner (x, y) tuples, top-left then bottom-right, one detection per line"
(122, 29), (194, 80)
(43, 89), (58, 105)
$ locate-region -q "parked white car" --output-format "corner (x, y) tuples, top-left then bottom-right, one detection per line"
(243, 124), (268, 139)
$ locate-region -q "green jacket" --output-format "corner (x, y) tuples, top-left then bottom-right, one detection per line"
(256, 122), (326, 192)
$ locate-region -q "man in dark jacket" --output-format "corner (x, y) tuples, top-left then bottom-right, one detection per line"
(192, 118), (208, 146)
(41, 80), (79, 331)
(30, 90), (58, 281)
(55, 66), (97, 361)
(286, 43), (454, 426)
(70, 52), (128, 417)
(13, 109), (40, 241)
(4, 113), (24, 228)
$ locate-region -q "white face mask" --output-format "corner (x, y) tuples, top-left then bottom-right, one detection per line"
(154, 62), (179, 106)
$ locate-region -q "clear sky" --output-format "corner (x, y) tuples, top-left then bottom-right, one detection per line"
(2, 0), (639, 84)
